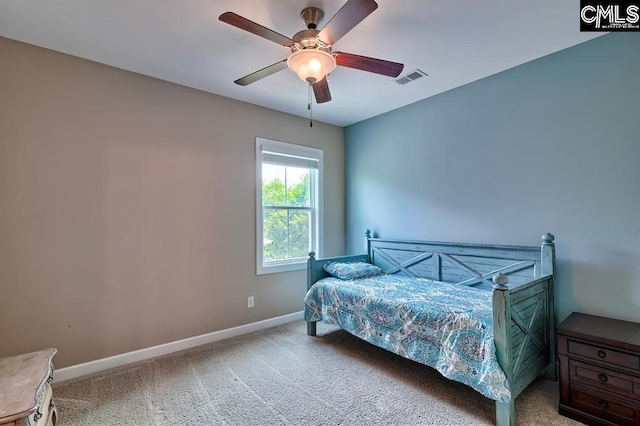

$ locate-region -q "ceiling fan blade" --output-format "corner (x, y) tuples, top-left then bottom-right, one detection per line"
(313, 77), (332, 103)
(234, 60), (288, 86)
(317, 0), (378, 45)
(335, 52), (404, 77)
(219, 12), (295, 47)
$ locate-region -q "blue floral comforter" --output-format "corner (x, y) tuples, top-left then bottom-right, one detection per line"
(303, 275), (511, 402)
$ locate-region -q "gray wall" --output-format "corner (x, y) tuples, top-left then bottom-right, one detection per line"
(0, 37), (345, 368)
(345, 33), (639, 324)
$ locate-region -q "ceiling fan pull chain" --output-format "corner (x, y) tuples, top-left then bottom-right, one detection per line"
(308, 84), (313, 127)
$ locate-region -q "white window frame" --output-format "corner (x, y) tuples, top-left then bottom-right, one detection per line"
(256, 137), (323, 275)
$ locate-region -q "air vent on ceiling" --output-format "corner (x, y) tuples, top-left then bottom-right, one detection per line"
(394, 69), (428, 85)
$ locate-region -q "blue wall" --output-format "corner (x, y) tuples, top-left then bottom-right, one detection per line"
(344, 33), (639, 323)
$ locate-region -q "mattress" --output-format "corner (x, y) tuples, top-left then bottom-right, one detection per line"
(303, 274), (511, 402)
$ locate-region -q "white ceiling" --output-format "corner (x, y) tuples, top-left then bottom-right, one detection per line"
(0, 0), (603, 127)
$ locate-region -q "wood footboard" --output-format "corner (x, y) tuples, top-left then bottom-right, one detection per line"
(493, 274), (555, 425)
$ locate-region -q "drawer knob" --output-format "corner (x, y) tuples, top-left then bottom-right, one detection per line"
(599, 400), (609, 410)
(598, 373), (608, 382)
(597, 350), (606, 359)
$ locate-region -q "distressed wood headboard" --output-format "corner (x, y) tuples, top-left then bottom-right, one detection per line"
(307, 230), (555, 292)
(365, 230), (555, 291)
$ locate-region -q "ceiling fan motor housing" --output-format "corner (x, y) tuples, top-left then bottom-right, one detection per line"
(301, 7), (324, 29)
(294, 8), (332, 52)
(291, 29), (331, 53)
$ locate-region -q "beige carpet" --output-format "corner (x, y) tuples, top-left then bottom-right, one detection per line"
(52, 320), (583, 425)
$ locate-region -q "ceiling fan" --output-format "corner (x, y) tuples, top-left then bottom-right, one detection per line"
(219, 0), (404, 104)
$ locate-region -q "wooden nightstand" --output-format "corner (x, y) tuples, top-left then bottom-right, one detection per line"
(0, 349), (57, 426)
(557, 312), (640, 425)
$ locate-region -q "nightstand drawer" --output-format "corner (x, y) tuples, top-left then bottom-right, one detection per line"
(570, 386), (639, 425)
(570, 359), (640, 401)
(33, 385), (54, 426)
(568, 340), (640, 370)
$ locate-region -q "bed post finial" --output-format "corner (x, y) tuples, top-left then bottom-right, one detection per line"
(540, 232), (557, 381)
(492, 273), (509, 290)
(364, 229), (372, 261)
(540, 232), (555, 276)
(308, 251), (316, 260)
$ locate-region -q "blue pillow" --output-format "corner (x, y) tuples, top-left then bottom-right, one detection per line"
(323, 261), (383, 280)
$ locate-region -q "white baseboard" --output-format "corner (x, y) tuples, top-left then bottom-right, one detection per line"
(54, 311), (303, 383)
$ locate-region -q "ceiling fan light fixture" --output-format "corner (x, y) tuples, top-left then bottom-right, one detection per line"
(287, 49), (336, 84)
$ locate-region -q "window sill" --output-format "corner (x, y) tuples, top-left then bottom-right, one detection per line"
(257, 261), (307, 275)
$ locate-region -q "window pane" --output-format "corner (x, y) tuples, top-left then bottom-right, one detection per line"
(262, 209), (310, 262)
(286, 167), (310, 207)
(263, 209), (287, 262)
(288, 210), (310, 259)
(262, 164), (285, 206)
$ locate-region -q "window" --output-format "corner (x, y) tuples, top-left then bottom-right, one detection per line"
(256, 138), (323, 275)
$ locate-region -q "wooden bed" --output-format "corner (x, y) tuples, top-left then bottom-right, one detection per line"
(306, 230), (557, 426)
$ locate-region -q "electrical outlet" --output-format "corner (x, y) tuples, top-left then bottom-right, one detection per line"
(247, 296), (254, 308)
